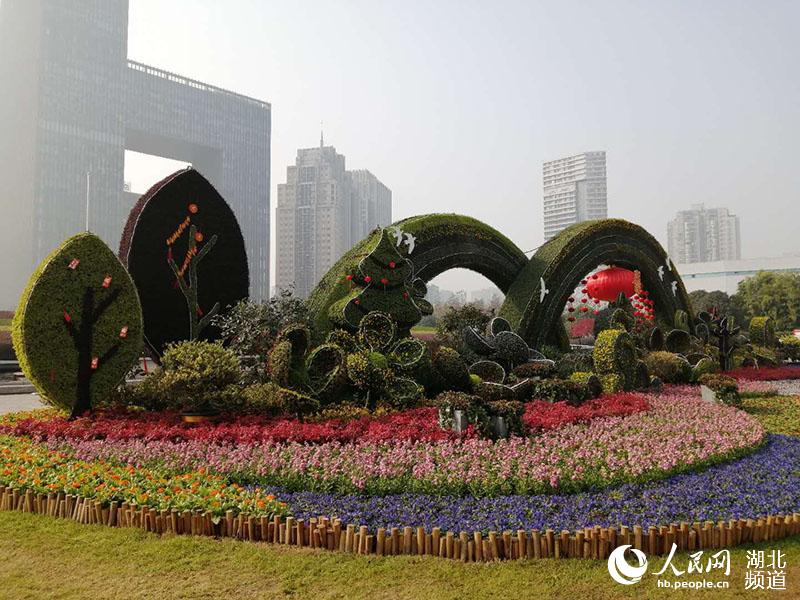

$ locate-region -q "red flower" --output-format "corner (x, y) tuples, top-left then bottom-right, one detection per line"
(363, 276), (372, 283)
(380, 278), (389, 285)
(388, 262), (396, 269)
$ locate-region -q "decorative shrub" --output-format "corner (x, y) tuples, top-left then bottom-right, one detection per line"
(241, 382), (285, 416)
(698, 373), (740, 405)
(555, 349), (594, 378)
(463, 317), (534, 371)
(752, 345), (780, 368)
(692, 357), (719, 381)
(749, 316), (776, 347)
(593, 329), (636, 390)
(599, 373), (623, 394)
(644, 351), (691, 384)
(157, 340), (243, 414)
(530, 378), (590, 405)
(430, 346), (472, 392)
(567, 372), (603, 398)
(665, 328), (691, 354)
(469, 360), (506, 384)
(12, 233), (143, 418)
(435, 391), (487, 434)
(475, 381), (514, 402)
(327, 329), (358, 353)
(512, 361), (556, 379)
(276, 388), (320, 419)
(779, 335), (800, 361)
(634, 360), (650, 390)
(119, 169), (249, 358)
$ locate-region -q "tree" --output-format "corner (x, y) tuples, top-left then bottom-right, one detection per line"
(688, 289), (746, 324)
(339, 228), (432, 331)
(436, 302), (494, 357)
(736, 272), (800, 332)
(13, 233), (143, 418)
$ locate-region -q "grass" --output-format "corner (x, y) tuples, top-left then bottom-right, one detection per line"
(740, 394), (800, 436)
(2, 392), (800, 598)
(1, 510), (798, 600)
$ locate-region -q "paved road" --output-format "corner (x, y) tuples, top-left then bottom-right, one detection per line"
(0, 393), (46, 415)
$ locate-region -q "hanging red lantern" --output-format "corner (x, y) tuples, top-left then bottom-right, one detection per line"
(363, 276), (372, 283)
(402, 292), (409, 299)
(354, 299), (361, 305)
(580, 306), (588, 313)
(585, 267), (642, 302)
(345, 274), (353, 281)
(567, 316), (576, 322)
(388, 261), (396, 269)
(581, 298), (588, 303)
(63, 310), (71, 323)
(568, 307), (575, 313)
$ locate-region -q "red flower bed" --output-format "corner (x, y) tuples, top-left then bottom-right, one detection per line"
(523, 392), (649, 432)
(1, 408), (461, 445)
(727, 367), (800, 381)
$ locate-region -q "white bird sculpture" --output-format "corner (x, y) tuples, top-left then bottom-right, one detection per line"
(539, 277), (549, 303)
(657, 265), (665, 281)
(671, 280), (678, 296)
(403, 232), (417, 254)
(391, 227), (404, 246)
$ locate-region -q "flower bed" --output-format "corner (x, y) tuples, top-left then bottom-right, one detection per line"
(0, 392), (648, 444)
(0, 435), (288, 518)
(35, 394), (763, 496)
(264, 434), (799, 534)
(728, 366), (800, 381)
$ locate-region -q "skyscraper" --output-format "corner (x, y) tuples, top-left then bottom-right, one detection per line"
(276, 140), (392, 298)
(0, 0), (271, 308)
(667, 204), (741, 264)
(542, 151), (607, 240)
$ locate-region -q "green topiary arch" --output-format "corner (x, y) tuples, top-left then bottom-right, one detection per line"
(498, 219), (694, 350)
(306, 214), (528, 335)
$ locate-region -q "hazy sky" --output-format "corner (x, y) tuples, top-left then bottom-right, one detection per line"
(126, 0), (800, 293)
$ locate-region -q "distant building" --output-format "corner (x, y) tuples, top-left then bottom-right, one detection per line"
(276, 139), (392, 298)
(0, 0), (271, 308)
(543, 151), (607, 240)
(677, 254), (800, 294)
(667, 204), (741, 264)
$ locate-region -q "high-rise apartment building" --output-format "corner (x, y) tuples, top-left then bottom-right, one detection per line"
(0, 0), (271, 308)
(667, 204), (741, 264)
(276, 141), (392, 298)
(542, 151), (607, 240)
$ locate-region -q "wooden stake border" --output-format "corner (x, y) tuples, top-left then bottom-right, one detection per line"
(1, 485), (798, 562)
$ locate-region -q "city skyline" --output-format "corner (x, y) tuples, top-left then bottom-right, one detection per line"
(543, 151), (608, 241)
(121, 0), (799, 294)
(668, 203), (741, 264)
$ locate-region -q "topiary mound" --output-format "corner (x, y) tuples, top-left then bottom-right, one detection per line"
(12, 233), (143, 417)
(593, 329), (637, 392)
(644, 351), (692, 384)
(119, 168), (249, 359)
(749, 316), (776, 347)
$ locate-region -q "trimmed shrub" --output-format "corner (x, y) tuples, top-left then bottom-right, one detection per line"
(752, 345), (780, 368)
(749, 316), (776, 347)
(780, 334), (800, 361)
(476, 381), (515, 402)
(12, 233), (143, 417)
(469, 360), (506, 384)
(435, 391), (487, 434)
(593, 329), (637, 390)
(599, 373), (623, 394)
(119, 169), (249, 358)
(485, 400), (525, 437)
(643, 351), (691, 384)
(698, 373), (740, 405)
(492, 330), (531, 368)
(267, 340), (292, 387)
(648, 327), (665, 351)
(158, 341), (243, 414)
(241, 382), (285, 416)
(530, 378), (590, 405)
(665, 329), (691, 354)
(555, 349), (594, 378)
(692, 357), (719, 382)
(276, 387), (320, 419)
(568, 372), (603, 398)
(327, 329), (358, 353)
(634, 360), (650, 390)
(431, 346), (472, 391)
(513, 361), (556, 379)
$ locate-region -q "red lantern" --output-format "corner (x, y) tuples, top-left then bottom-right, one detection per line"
(345, 274), (353, 281)
(63, 310), (71, 323)
(567, 316), (576, 322)
(119, 326), (129, 339)
(402, 292), (409, 299)
(102, 275), (112, 288)
(585, 267), (640, 302)
(580, 306), (588, 313)
(581, 298), (588, 303)
(354, 299), (361, 305)
(380, 278), (389, 285)
(568, 307), (575, 313)
(68, 258), (80, 270)
(388, 261), (396, 269)
(364, 276), (372, 283)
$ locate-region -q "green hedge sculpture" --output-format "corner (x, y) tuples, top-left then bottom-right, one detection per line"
(12, 233), (143, 418)
(593, 328), (637, 392)
(749, 316), (776, 347)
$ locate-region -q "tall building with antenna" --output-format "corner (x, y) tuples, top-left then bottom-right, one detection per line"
(276, 133), (392, 297)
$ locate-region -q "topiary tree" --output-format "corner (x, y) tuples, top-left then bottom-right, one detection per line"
(12, 233), (143, 418)
(749, 316), (776, 347)
(333, 229), (432, 332)
(119, 168), (249, 359)
(593, 329), (637, 392)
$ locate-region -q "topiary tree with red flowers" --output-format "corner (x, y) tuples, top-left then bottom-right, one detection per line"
(330, 228), (432, 332)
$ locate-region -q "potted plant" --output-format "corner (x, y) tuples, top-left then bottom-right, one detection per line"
(485, 400), (525, 439)
(435, 391), (485, 435)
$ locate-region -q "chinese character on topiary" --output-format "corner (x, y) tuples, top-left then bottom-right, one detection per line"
(12, 233), (143, 418)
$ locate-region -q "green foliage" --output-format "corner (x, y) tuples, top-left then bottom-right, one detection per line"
(512, 361), (556, 379)
(12, 233), (143, 417)
(697, 310), (745, 371)
(692, 357), (719, 382)
(665, 329), (691, 354)
(267, 341), (292, 387)
(434, 391), (488, 433)
(357, 311), (396, 351)
(644, 351), (691, 384)
(609, 308), (634, 332)
(212, 291), (310, 365)
(436, 303), (493, 357)
(673, 309), (690, 333)
(157, 341), (243, 414)
(751, 345), (780, 368)
(485, 400), (525, 437)
(469, 360), (506, 384)
(475, 381), (515, 402)
(593, 329), (636, 390)
(241, 382), (285, 416)
(555, 349), (594, 378)
(688, 290), (746, 325)
(648, 327), (665, 351)
(275, 387), (320, 419)
(568, 372), (603, 398)
(305, 343), (346, 399)
(634, 360), (650, 390)
(698, 373), (740, 405)
(736, 271), (800, 332)
(749, 316), (776, 347)
(429, 346), (472, 392)
(779, 334), (800, 361)
(599, 373), (623, 394)
(531, 378), (591, 405)
(326, 329), (358, 353)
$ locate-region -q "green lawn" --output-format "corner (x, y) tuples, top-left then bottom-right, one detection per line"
(1, 511), (798, 600)
(741, 395), (800, 436)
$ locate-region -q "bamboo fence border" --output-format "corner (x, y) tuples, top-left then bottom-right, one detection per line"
(2, 485), (799, 562)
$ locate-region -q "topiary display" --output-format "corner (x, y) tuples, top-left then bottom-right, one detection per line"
(469, 360), (506, 384)
(330, 229), (432, 332)
(555, 349), (594, 378)
(512, 361), (557, 380)
(531, 378), (593, 405)
(634, 360), (650, 390)
(499, 219), (694, 350)
(119, 169), (249, 359)
(427, 346), (472, 393)
(12, 233), (143, 418)
(643, 351), (691, 384)
(665, 328), (692, 354)
(485, 400), (525, 438)
(697, 309), (746, 371)
(568, 372), (603, 399)
(749, 316), (776, 347)
(648, 327), (665, 351)
(692, 356), (719, 382)
(434, 391), (488, 435)
(779, 334), (800, 362)
(463, 317), (538, 371)
(593, 329), (637, 390)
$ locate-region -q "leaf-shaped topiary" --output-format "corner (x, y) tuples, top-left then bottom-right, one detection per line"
(665, 328), (691, 354)
(462, 316), (538, 371)
(119, 168), (249, 359)
(13, 233), (143, 418)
